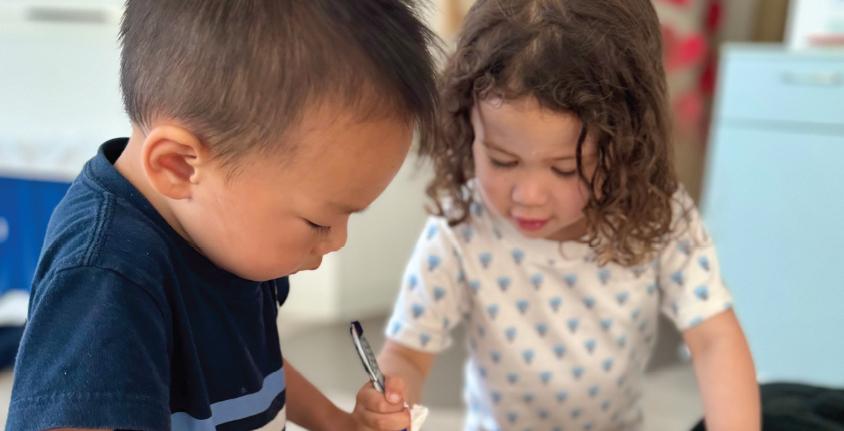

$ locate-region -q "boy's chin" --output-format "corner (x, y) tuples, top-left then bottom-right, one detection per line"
(296, 256), (323, 273)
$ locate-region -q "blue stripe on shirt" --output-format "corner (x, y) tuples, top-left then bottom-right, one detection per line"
(171, 367), (286, 430)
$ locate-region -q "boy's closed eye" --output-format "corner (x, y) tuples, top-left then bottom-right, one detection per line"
(304, 219), (331, 234)
(303, 201), (369, 235)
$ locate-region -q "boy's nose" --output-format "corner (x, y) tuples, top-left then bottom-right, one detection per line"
(318, 223), (348, 255)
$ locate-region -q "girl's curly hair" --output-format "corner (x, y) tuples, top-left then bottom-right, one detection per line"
(421, 0), (679, 267)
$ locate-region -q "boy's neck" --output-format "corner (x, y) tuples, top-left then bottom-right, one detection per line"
(114, 128), (194, 245)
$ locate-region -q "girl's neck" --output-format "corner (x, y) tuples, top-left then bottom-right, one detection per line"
(545, 216), (589, 243)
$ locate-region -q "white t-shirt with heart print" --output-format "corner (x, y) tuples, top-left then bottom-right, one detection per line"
(386, 186), (731, 431)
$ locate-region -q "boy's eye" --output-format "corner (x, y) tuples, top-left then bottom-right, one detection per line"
(551, 167), (577, 178)
(489, 158), (518, 168)
(305, 219), (331, 233)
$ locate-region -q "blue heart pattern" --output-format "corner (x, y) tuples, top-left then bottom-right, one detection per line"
(427, 254), (441, 272)
(522, 349), (534, 364)
(536, 323), (548, 337)
(497, 276), (511, 292)
(468, 279), (481, 294)
(419, 333), (431, 347)
(554, 344), (566, 359)
(425, 224), (438, 240)
(412, 303), (425, 319)
(698, 255), (710, 271)
(597, 268), (611, 285)
(695, 285), (709, 301)
(479, 252), (492, 269)
(390, 321), (402, 335)
(461, 225), (474, 243)
(530, 273), (544, 290)
(487, 304), (499, 320)
(512, 248), (525, 265)
(516, 299), (529, 315)
(584, 339), (596, 354)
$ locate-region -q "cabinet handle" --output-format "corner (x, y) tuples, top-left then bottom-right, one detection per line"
(781, 71), (844, 87)
(26, 6), (109, 24)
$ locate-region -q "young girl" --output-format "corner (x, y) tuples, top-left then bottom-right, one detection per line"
(353, 0), (760, 430)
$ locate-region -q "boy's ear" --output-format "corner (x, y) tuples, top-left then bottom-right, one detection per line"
(140, 125), (210, 200)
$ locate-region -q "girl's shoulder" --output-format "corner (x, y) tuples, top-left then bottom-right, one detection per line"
(660, 185), (714, 254)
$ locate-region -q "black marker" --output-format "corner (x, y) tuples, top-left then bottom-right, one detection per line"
(350, 320), (410, 431)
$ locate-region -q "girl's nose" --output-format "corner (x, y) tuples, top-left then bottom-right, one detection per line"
(511, 176), (548, 207)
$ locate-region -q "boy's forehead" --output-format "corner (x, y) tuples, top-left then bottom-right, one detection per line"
(257, 105), (412, 180)
(289, 101), (413, 144)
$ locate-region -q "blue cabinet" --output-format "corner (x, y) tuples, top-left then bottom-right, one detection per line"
(0, 2), (126, 296)
(701, 44), (844, 386)
(0, 177), (70, 294)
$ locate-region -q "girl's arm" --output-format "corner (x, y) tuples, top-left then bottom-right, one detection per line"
(377, 340), (437, 405)
(683, 309), (760, 430)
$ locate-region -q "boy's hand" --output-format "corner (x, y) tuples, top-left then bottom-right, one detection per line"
(351, 376), (411, 430)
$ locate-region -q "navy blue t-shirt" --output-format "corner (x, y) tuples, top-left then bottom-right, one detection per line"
(7, 139), (289, 430)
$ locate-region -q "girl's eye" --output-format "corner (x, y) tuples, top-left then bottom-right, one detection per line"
(551, 167), (577, 178)
(305, 219), (331, 234)
(489, 158), (518, 168)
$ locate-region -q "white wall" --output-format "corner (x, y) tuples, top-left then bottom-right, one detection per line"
(285, 157), (433, 323)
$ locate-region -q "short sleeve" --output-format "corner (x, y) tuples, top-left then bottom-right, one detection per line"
(658, 190), (733, 331)
(385, 217), (469, 353)
(7, 266), (171, 431)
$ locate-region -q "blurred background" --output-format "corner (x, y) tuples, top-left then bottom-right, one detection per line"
(1, 0), (842, 429)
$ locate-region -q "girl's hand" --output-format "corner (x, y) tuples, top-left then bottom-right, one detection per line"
(351, 376), (411, 430)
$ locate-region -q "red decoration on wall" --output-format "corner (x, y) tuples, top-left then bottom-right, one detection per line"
(658, 0), (722, 137)
(662, 26), (708, 72)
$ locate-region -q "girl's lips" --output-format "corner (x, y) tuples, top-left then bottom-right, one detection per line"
(514, 217), (549, 231)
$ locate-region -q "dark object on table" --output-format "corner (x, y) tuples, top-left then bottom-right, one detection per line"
(692, 382), (844, 430)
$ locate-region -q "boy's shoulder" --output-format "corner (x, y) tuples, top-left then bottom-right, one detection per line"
(35, 140), (185, 298)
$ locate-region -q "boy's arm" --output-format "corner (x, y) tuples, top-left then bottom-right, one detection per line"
(8, 267), (171, 431)
(377, 340), (436, 405)
(683, 309), (761, 430)
(284, 359), (356, 430)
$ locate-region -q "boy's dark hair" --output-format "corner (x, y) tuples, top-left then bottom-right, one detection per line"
(425, 0), (677, 266)
(120, 0), (439, 165)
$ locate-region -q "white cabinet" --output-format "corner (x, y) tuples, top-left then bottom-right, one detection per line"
(701, 44), (844, 386)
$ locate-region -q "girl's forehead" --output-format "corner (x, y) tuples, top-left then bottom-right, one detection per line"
(472, 98), (588, 152)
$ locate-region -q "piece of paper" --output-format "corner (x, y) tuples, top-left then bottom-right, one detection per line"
(410, 404), (429, 431)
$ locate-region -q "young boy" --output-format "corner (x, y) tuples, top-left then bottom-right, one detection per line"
(7, 1), (437, 430)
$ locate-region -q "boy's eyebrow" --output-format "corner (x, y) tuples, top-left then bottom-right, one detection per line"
(483, 140), (577, 161)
